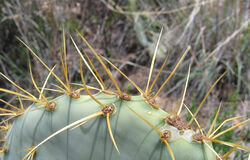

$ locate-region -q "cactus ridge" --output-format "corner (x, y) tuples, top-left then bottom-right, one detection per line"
(0, 31), (249, 160)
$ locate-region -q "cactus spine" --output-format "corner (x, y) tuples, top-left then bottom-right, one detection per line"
(0, 31), (249, 160)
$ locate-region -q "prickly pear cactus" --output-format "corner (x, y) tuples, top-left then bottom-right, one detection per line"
(0, 32), (249, 160)
(2, 93), (215, 160)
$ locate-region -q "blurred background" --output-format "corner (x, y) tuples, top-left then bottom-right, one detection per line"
(0, 0), (249, 159)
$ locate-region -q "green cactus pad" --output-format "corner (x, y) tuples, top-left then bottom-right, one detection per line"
(1, 93), (215, 160)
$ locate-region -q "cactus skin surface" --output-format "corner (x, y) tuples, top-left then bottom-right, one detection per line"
(1, 93), (215, 160)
